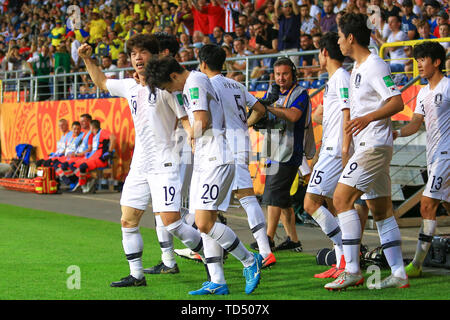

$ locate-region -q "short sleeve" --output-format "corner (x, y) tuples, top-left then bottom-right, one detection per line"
(241, 84), (258, 108)
(106, 79), (134, 98)
(186, 75), (211, 113)
(166, 90), (188, 119)
(368, 61), (401, 101)
(414, 88), (426, 116)
(336, 72), (350, 110)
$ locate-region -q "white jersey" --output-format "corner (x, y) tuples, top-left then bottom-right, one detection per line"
(349, 53), (401, 149)
(182, 71), (233, 168)
(106, 79), (187, 174)
(210, 74), (258, 154)
(414, 76), (450, 165)
(321, 67), (350, 157)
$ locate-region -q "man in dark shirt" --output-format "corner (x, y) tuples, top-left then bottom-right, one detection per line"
(274, 0), (301, 67)
(320, 0), (337, 33)
(401, 0), (419, 40)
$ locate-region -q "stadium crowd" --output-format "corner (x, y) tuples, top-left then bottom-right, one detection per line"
(0, 0), (449, 97)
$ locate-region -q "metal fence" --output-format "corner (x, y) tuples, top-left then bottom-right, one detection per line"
(0, 47), (379, 103)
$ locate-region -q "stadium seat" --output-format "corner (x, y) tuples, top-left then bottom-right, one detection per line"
(255, 83), (269, 91)
(77, 93), (87, 99)
(68, 94), (74, 100)
(88, 93), (97, 99)
(299, 80), (311, 89)
(311, 79), (326, 89)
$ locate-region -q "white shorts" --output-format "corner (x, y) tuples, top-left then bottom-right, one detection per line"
(338, 146), (392, 200)
(232, 152), (254, 191)
(306, 152), (342, 198)
(120, 169), (181, 212)
(189, 164), (235, 212)
(423, 159), (449, 202)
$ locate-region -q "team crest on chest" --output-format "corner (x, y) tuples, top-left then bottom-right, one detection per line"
(434, 93), (443, 106)
(148, 92), (157, 104)
(354, 73), (361, 88)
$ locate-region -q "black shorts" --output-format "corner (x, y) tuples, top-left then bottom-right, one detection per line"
(262, 162), (299, 209)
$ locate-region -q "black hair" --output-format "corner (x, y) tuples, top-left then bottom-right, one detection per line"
(413, 41), (446, 72)
(319, 32), (345, 62)
(154, 32), (180, 57)
(145, 56), (185, 93)
(80, 113), (92, 121)
(126, 34), (160, 57)
(72, 121), (81, 127)
(387, 14), (401, 23)
(91, 120), (101, 129)
(198, 44), (226, 72)
(338, 13), (371, 47)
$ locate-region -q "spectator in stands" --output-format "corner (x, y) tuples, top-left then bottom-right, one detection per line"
(433, 10), (449, 38)
(223, 32), (234, 47)
(206, 0), (226, 36)
(102, 55), (117, 79)
(61, 119), (116, 193)
(299, 34), (319, 80)
(320, 0), (338, 33)
(6, 44), (24, 77)
(254, 19), (279, 55)
(49, 20), (65, 50)
(27, 44), (52, 101)
(95, 34), (110, 58)
(385, 15), (409, 74)
(210, 26), (224, 46)
(383, 0), (401, 17)
(438, 23), (450, 51)
(66, 31), (82, 72)
(402, 0), (419, 40)
(108, 31), (124, 64)
(179, 32), (191, 50)
(54, 42), (72, 100)
(189, 0), (210, 35)
(224, 0), (241, 34)
(303, 0), (322, 23)
(0, 49), (5, 72)
(117, 51), (132, 79)
(231, 37), (252, 82)
(425, 0), (441, 34)
(87, 8), (107, 45)
(234, 24), (249, 41)
(333, 0), (347, 14)
(174, 0), (194, 36)
(417, 19), (437, 39)
(300, 4), (319, 36)
(274, 0), (301, 67)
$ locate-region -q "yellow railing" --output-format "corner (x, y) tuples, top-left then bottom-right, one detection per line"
(379, 37), (450, 81)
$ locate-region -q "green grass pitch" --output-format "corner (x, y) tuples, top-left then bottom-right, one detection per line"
(0, 203), (448, 300)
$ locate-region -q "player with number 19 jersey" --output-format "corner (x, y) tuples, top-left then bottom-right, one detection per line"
(106, 78), (187, 212)
(307, 67), (350, 198)
(338, 53), (401, 199)
(414, 76), (449, 201)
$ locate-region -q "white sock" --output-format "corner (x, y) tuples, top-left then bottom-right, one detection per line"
(155, 215), (176, 268)
(121, 227), (144, 280)
(165, 219), (204, 256)
(312, 206), (343, 265)
(201, 233), (226, 284)
(338, 209), (361, 274)
(334, 217), (344, 268)
(240, 196), (271, 258)
(412, 219), (437, 269)
(182, 211), (196, 228)
(376, 216), (406, 279)
(208, 222), (255, 268)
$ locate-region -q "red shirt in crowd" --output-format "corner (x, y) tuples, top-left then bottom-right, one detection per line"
(206, 3), (225, 34)
(192, 5), (209, 35)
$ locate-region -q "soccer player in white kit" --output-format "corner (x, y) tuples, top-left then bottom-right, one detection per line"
(303, 32), (352, 280)
(325, 13), (408, 290)
(197, 44), (276, 268)
(145, 56), (263, 295)
(78, 34), (205, 287)
(393, 41), (450, 278)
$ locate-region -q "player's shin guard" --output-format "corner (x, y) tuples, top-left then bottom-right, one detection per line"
(240, 196), (272, 258)
(122, 227), (144, 280)
(208, 222), (254, 268)
(165, 219), (204, 256)
(313, 206), (343, 265)
(202, 233), (225, 284)
(377, 216), (407, 279)
(155, 215), (176, 268)
(338, 209), (361, 274)
(412, 219), (437, 269)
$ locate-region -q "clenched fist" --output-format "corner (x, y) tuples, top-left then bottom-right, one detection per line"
(78, 43), (93, 59)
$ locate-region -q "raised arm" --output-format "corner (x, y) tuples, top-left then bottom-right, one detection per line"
(78, 43), (108, 91)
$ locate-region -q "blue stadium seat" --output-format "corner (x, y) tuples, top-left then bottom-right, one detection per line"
(255, 83), (269, 91)
(68, 94), (74, 100)
(88, 93), (96, 99)
(77, 93), (87, 99)
(299, 80), (311, 89)
(311, 79), (326, 89)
